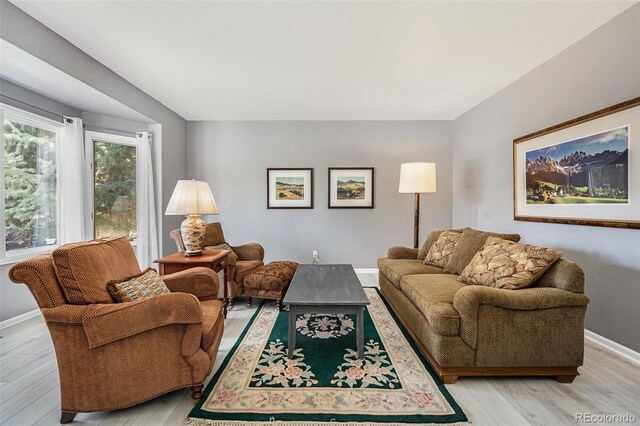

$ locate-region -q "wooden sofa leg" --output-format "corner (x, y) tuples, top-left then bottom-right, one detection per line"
(60, 411), (77, 424)
(554, 374), (577, 383)
(227, 298), (234, 311)
(246, 297), (252, 308)
(441, 375), (458, 384)
(276, 299), (282, 310)
(191, 384), (204, 401)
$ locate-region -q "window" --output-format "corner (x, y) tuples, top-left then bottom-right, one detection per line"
(1, 105), (61, 258)
(85, 131), (137, 242)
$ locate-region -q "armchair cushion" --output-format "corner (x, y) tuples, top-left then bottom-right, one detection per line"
(204, 243), (233, 252)
(444, 228), (521, 275)
(107, 267), (170, 302)
(79, 292), (203, 349)
(52, 237), (141, 304)
(232, 243), (265, 261)
(200, 299), (225, 351)
(458, 237), (561, 290)
(202, 222), (226, 246)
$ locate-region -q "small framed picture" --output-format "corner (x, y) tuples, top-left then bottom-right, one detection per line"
(328, 167), (374, 209)
(267, 168), (314, 209)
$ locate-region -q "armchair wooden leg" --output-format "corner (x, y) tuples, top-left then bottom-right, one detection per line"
(191, 384), (204, 401)
(246, 297), (252, 308)
(227, 297), (234, 311)
(276, 299), (282, 310)
(60, 411), (77, 424)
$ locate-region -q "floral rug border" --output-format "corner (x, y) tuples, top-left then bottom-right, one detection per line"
(188, 288), (468, 425)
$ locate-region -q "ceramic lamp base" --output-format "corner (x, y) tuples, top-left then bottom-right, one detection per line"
(181, 215), (205, 256)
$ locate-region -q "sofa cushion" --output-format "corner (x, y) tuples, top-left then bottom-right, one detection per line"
(399, 274), (464, 336)
(458, 236), (562, 290)
(200, 299), (225, 351)
(444, 228), (521, 275)
(424, 231), (463, 268)
(377, 258), (444, 289)
(417, 229), (463, 260)
(53, 237), (141, 304)
(107, 268), (170, 302)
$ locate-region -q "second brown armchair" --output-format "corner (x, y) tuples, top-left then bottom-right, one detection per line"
(171, 222), (265, 309)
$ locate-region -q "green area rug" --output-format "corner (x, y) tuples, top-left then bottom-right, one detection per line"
(188, 287), (468, 425)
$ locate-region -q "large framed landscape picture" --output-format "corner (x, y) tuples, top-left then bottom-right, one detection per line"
(267, 168), (313, 208)
(513, 97), (640, 229)
(328, 167), (374, 208)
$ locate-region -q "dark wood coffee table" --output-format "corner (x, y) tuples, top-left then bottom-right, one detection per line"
(283, 264), (370, 359)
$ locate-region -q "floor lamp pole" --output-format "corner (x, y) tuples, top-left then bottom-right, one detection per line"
(413, 192), (420, 249)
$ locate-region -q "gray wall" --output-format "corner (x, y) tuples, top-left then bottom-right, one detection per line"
(452, 4), (640, 351)
(0, 1), (188, 255)
(188, 121), (453, 267)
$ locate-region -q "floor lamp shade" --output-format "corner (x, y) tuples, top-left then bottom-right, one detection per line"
(165, 180), (218, 256)
(398, 162), (437, 249)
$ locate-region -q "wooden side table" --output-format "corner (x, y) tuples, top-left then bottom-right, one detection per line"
(155, 249), (231, 317)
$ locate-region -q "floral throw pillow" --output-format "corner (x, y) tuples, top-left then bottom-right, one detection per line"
(424, 231), (463, 268)
(107, 267), (170, 302)
(458, 236), (562, 290)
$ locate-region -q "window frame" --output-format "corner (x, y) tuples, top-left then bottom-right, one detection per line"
(84, 130), (139, 245)
(1, 103), (63, 264)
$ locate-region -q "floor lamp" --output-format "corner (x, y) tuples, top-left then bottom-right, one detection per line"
(399, 162), (437, 248)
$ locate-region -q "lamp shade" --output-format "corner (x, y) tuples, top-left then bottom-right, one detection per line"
(165, 180), (219, 215)
(398, 162), (437, 193)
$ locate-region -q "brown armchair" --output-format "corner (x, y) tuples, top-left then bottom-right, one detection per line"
(8, 237), (224, 424)
(170, 222), (265, 309)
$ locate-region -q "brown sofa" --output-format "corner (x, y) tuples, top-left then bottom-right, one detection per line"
(171, 222), (265, 309)
(378, 227), (589, 384)
(9, 237), (225, 423)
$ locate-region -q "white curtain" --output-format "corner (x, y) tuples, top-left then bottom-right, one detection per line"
(136, 131), (159, 268)
(60, 117), (86, 243)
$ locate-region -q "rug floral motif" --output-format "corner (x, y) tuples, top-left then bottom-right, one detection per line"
(188, 287), (468, 425)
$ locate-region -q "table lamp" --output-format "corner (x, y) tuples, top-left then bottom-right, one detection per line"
(399, 162), (437, 248)
(165, 179), (218, 256)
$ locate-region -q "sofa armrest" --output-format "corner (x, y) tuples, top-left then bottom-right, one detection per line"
(453, 285), (590, 348)
(77, 293), (202, 349)
(387, 246), (419, 259)
(231, 243), (264, 261)
(162, 267), (220, 299)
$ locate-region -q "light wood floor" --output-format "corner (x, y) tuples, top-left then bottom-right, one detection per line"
(1, 272), (638, 425)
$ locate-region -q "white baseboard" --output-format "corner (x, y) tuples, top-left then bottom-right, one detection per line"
(0, 309), (40, 331)
(354, 268), (379, 274)
(585, 329), (640, 365)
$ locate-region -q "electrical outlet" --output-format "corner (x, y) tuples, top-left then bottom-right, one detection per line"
(313, 250), (318, 258)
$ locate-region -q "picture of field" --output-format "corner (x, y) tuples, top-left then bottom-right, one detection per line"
(337, 177), (365, 200)
(275, 177), (304, 200)
(525, 126), (629, 205)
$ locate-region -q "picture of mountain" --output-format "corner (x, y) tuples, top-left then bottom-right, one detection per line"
(337, 177), (365, 200)
(525, 126), (629, 204)
(276, 177), (304, 200)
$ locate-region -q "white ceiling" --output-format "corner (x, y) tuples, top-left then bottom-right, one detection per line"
(0, 40), (154, 123)
(10, 1), (637, 121)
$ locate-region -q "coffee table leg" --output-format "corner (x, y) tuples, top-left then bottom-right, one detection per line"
(288, 305), (297, 359)
(356, 306), (364, 359)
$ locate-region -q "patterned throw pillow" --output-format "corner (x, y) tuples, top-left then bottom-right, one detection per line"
(107, 267), (170, 302)
(424, 231), (463, 268)
(204, 243), (233, 252)
(458, 236), (562, 290)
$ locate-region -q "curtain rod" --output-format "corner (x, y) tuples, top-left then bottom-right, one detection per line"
(1, 94), (147, 137)
(1, 93), (66, 122)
